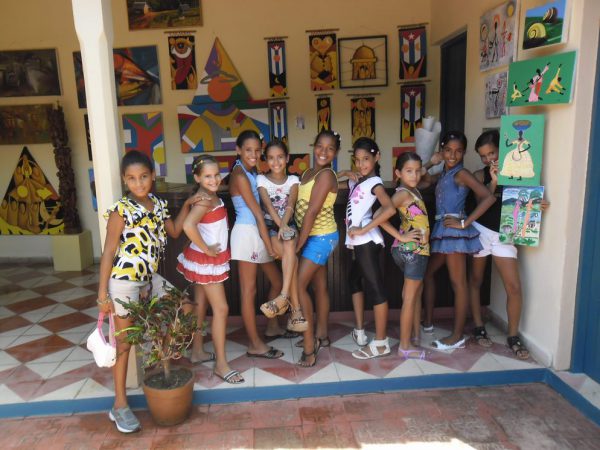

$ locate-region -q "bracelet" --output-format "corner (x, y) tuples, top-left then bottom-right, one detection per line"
(96, 296), (111, 306)
(461, 219), (465, 229)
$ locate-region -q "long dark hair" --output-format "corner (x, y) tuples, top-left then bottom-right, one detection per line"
(121, 150), (153, 175)
(353, 137), (381, 176)
(394, 152), (422, 186)
(474, 129), (500, 152)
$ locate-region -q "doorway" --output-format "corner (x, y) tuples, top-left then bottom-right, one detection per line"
(572, 31), (600, 383)
(440, 31), (467, 135)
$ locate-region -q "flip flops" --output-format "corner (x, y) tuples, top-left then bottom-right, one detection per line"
(265, 330), (299, 340)
(190, 352), (216, 365)
(246, 346), (284, 359)
(295, 336), (330, 348)
(431, 337), (467, 350)
(214, 369), (245, 384)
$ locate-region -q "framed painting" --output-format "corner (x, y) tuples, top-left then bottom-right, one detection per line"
(507, 50), (576, 107)
(74, 46), (161, 108)
(398, 25), (427, 79)
(122, 112), (166, 176)
(480, 1), (517, 72)
(400, 84), (425, 143)
(168, 34), (197, 90)
(309, 33), (338, 91)
(485, 71), (508, 118)
(498, 115), (544, 187)
(127, 0), (201, 30)
(351, 97), (375, 144)
(338, 35), (387, 89)
(0, 49), (61, 97)
(499, 186), (544, 246)
(523, 0), (569, 50)
(0, 104), (52, 145)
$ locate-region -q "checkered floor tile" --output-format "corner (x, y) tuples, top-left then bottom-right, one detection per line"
(0, 263), (543, 404)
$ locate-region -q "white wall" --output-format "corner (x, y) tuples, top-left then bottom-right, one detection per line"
(0, 0), (435, 259)
(431, 0), (599, 369)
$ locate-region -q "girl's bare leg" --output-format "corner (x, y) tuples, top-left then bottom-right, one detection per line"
(442, 253), (469, 345)
(422, 253), (446, 327)
(112, 315), (133, 409)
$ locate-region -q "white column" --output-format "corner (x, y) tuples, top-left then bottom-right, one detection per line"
(72, 0), (140, 389)
(71, 0), (122, 247)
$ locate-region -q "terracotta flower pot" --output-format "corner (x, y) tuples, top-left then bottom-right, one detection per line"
(142, 367), (194, 426)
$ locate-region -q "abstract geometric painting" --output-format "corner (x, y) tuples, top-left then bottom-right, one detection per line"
(400, 84), (425, 143)
(127, 0), (202, 30)
(73, 46), (161, 108)
(122, 112), (166, 176)
(267, 40), (287, 97)
(398, 25), (427, 79)
(485, 71), (508, 118)
(0, 49), (61, 97)
(0, 147), (63, 235)
(309, 33), (338, 91)
(499, 186), (544, 247)
(317, 96), (331, 133)
(178, 38), (270, 153)
(498, 115), (544, 187)
(269, 101), (288, 144)
(0, 104), (52, 145)
(507, 51), (576, 106)
(351, 97), (375, 144)
(169, 34), (197, 90)
(480, 1), (517, 72)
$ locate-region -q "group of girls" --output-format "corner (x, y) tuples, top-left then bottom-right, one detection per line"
(98, 127), (537, 433)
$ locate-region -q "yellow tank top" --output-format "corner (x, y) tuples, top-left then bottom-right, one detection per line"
(295, 168), (337, 236)
(395, 187), (430, 256)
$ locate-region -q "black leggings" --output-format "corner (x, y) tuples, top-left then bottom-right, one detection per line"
(349, 241), (387, 306)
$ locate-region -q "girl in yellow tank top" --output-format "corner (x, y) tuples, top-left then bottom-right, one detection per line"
(295, 130), (341, 368)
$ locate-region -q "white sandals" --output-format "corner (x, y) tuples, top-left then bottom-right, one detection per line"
(352, 338), (391, 360)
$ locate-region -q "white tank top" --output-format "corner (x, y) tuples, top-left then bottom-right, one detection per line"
(345, 176), (384, 248)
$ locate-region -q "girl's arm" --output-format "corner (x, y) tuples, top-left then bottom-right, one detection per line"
(279, 183), (298, 237)
(375, 191), (421, 244)
(165, 193), (210, 238)
(231, 168), (274, 255)
(258, 186), (281, 227)
(418, 152), (444, 189)
(348, 185), (396, 238)
(444, 169), (496, 229)
(97, 212), (125, 314)
(182, 204), (220, 257)
(336, 170), (359, 189)
(295, 170), (336, 251)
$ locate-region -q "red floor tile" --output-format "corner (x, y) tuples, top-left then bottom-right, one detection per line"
(40, 311), (95, 333)
(0, 315), (31, 333)
(5, 296), (57, 314)
(64, 293), (97, 310)
(5, 334), (74, 363)
(31, 281), (78, 296)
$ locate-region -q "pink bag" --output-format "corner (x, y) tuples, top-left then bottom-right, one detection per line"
(86, 312), (117, 368)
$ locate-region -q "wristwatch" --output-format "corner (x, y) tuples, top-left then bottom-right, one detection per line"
(461, 219), (465, 229)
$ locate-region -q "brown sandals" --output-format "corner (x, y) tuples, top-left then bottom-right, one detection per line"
(260, 293), (290, 318)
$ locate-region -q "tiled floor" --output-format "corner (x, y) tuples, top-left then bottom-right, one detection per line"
(0, 262), (545, 404)
(0, 384), (599, 449)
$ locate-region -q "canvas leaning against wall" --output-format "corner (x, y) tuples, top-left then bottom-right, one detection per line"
(0, 49), (61, 97)
(499, 186), (544, 247)
(507, 50), (576, 107)
(127, 0), (202, 30)
(0, 104), (52, 145)
(498, 115), (544, 187)
(522, 0), (569, 50)
(338, 36), (387, 89)
(479, 1), (517, 72)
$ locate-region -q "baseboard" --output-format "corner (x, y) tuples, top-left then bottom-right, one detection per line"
(0, 256), (53, 264)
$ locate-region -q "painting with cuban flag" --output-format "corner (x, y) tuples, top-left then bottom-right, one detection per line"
(267, 40), (287, 97)
(399, 25), (427, 80)
(400, 84), (425, 143)
(269, 101), (288, 145)
(122, 112), (167, 176)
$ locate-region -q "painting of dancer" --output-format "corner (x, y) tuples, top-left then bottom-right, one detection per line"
(480, 1), (516, 72)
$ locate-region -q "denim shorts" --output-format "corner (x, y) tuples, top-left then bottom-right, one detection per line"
(302, 231), (339, 266)
(391, 247), (429, 281)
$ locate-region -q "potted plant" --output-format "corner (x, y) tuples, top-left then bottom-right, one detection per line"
(117, 282), (199, 426)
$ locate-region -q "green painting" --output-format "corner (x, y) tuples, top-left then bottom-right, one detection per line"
(499, 186), (544, 247)
(522, 0), (568, 50)
(507, 51), (576, 106)
(498, 115), (544, 187)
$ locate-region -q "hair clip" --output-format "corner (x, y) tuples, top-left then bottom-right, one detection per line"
(259, 133), (265, 141)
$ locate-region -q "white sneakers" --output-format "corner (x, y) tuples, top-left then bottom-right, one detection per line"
(351, 328), (368, 346)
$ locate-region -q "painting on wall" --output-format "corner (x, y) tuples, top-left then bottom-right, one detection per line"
(338, 35), (387, 89)
(351, 97), (375, 144)
(498, 115), (544, 187)
(178, 38), (270, 153)
(400, 84), (425, 143)
(267, 40), (287, 97)
(0, 147), (63, 235)
(0, 104), (52, 145)
(122, 112), (167, 176)
(127, 0), (202, 30)
(480, 1), (517, 72)
(169, 34), (197, 90)
(84, 114), (92, 161)
(507, 50), (576, 107)
(317, 96), (331, 133)
(88, 168), (97, 212)
(499, 186), (544, 247)
(398, 25), (427, 80)
(288, 154), (311, 176)
(269, 101), (288, 145)
(74, 46), (161, 108)
(522, 0), (569, 50)
(0, 49), (61, 97)
(309, 33), (338, 91)
(485, 71), (508, 118)
(392, 146), (416, 174)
